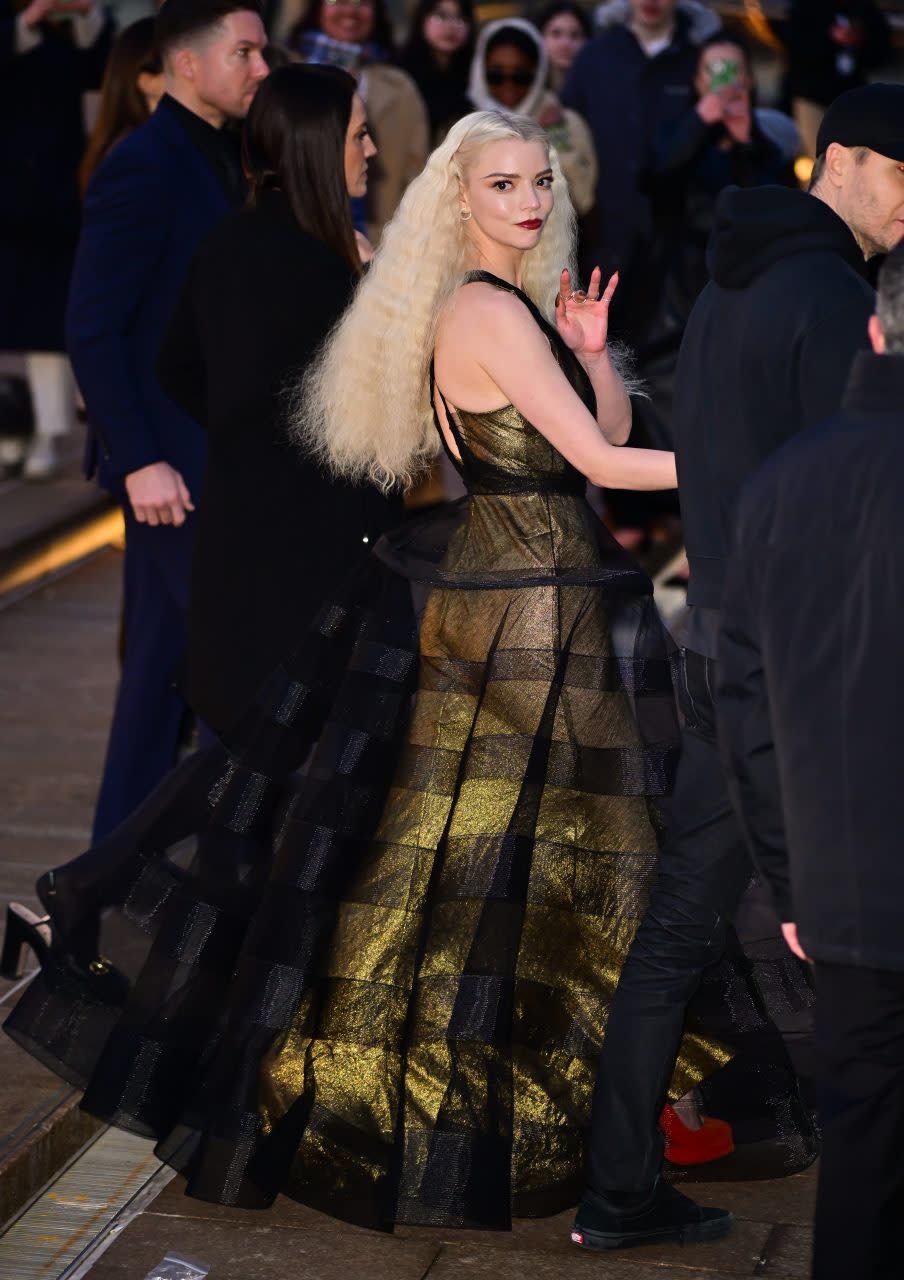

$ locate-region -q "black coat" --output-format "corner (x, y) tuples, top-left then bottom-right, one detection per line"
(673, 185), (874, 609)
(0, 10), (112, 351)
(157, 190), (404, 735)
(784, 0), (890, 109)
(718, 352), (904, 972)
(561, 13), (700, 288)
(645, 112), (796, 344)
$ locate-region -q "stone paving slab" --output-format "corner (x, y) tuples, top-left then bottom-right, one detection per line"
(679, 1170), (817, 1231)
(758, 1224), (811, 1278)
(422, 1246), (747, 1279)
(86, 1216), (443, 1279)
(401, 1215), (772, 1273)
(122, 1167), (815, 1280)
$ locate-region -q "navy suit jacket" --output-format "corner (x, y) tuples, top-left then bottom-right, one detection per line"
(66, 97), (235, 498)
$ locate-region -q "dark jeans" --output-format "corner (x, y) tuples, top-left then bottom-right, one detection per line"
(587, 648), (754, 1193)
(812, 963), (904, 1280)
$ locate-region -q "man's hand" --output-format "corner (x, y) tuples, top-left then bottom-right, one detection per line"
(781, 922), (810, 963)
(125, 462), (195, 527)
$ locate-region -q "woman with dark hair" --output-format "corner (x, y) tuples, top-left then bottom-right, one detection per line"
(79, 16), (163, 192)
(535, 0), (590, 95)
(156, 63), (403, 736)
(288, 0), (429, 240)
(396, 0), (474, 144)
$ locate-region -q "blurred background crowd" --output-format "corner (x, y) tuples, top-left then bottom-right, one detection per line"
(1, 0), (902, 542)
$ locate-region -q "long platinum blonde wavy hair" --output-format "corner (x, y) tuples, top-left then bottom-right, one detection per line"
(291, 110), (578, 492)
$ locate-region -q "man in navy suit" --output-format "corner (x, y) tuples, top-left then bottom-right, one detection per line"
(66, 0), (268, 841)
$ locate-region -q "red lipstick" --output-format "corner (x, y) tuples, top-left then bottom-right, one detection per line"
(517, 219), (543, 230)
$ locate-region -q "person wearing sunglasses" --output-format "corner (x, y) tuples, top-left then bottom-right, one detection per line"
(467, 17), (597, 217)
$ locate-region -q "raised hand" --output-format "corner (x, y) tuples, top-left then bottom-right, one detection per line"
(696, 90), (726, 126)
(554, 267), (618, 359)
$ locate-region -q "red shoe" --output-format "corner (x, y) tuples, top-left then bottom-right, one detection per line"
(659, 1104), (734, 1166)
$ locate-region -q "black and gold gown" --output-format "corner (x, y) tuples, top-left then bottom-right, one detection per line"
(5, 273), (813, 1231)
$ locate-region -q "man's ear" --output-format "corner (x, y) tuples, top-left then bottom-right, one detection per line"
(823, 141), (848, 190)
(172, 47), (197, 83)
(869, 313), (886, 354)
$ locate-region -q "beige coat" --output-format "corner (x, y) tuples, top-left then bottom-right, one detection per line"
(536, 91), (598, 217)
(360, 65), (430, 243)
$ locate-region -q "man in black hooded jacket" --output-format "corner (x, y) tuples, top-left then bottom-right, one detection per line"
(717, 242), (904, 1280)
(570, 83), (904, 1253)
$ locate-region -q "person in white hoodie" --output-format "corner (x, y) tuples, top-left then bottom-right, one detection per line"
(468, 18), (597, 216)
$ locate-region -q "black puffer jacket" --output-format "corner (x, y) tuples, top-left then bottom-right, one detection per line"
(673, 184), (873, 609)
(718, 352), (904, 972)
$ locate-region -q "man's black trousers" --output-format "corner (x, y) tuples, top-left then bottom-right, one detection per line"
(587, 648), (757, 1192)
(812, 963), (904, 1280)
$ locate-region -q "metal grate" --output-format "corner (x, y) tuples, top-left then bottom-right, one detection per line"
(0, 1126), (173, 1280)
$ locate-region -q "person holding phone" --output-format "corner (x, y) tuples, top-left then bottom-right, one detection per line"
(645, 32), (797, 346)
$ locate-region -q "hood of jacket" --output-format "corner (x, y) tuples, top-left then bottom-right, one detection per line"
(706, 185), (866, 289)
(468, 18), (549, 120)
(593, 0), (720, 43)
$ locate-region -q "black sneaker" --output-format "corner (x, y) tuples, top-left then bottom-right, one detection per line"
(570, 1179), (734, 1252)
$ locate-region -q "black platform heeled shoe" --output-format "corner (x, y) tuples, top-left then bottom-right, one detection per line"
(32, 872), (130, 1005)
(1, 903), (52, 979)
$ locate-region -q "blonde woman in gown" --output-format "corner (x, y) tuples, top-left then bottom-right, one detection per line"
(5, 112), (805, 1237)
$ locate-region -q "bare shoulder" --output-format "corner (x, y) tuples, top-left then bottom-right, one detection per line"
(437, 281), (538, 350)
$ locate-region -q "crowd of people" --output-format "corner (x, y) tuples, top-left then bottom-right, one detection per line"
(2, 0), (893, 480)
(1, 0), (904, 1277)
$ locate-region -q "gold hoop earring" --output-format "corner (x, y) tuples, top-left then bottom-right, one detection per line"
(460, 209), (472, 221)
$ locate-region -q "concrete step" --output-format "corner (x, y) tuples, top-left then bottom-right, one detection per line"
(0, 985), (102, 1232)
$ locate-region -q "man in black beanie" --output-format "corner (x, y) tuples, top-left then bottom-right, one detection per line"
(719, 242), (904, 1280)
(571, 82), (904, 1252)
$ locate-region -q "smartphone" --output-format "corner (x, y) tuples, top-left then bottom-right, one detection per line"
(709, 58), (740, 91)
